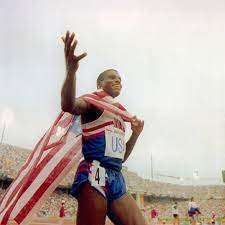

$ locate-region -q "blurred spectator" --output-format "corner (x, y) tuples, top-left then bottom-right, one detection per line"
(59, 200), (66, 218)
(172, 202), (180, 225)
(150, 208), (159, 225)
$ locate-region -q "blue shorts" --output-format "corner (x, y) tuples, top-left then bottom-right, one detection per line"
(70, 160), (127, 202)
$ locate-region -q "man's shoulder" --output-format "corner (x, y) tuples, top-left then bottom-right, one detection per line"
(81, 102), (103, 123)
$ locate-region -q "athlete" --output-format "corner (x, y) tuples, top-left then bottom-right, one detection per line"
(61, 31), (146, 225)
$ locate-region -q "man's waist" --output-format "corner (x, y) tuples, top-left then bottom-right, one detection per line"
(84, 158), (122, 172)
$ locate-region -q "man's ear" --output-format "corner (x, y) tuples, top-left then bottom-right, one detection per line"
(98, 80), (103, 89)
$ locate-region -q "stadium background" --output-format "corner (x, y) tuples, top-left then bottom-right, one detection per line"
(0, 143), (225, 224)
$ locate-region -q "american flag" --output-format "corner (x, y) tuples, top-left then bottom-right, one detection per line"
(0, 112), (83, 225)
(0, 91), (132, 225)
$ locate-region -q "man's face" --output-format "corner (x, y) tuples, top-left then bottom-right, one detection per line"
(100, 70), (122, 98)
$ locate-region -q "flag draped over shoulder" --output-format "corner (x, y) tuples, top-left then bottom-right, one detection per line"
(0, 90), (132, 225)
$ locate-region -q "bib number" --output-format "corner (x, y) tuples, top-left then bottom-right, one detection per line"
(105, 127), (126, 159)
(88, 161), (105, 187)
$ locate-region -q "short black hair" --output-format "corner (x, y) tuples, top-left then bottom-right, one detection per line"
(96, 69), (118, 89)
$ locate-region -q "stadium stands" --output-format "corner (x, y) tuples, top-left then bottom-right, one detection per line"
(0, 143), (225, 218)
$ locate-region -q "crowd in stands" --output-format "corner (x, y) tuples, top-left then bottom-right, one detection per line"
(0, 143), (77, 187)
(37, 190), (77, 217)
(0, 144), (29, 179)
(1, 186), (224, 219)
(0, 143), (225, 219)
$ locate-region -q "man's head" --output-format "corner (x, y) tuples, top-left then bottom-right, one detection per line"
(97, 69), (122, 98)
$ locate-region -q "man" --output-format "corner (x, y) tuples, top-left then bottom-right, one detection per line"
(172, 202), (180, 225)
(61, 31), (146, 225)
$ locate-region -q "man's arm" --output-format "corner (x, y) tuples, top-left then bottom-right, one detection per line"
(123, 132), (140, 162)
(123, 116), (144, 163)
(61, 74), (88, 114)
(60, 31), (87, 114)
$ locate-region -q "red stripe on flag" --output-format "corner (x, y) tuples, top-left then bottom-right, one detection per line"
(82, 131), (105, 140)
(84, 93), (126, 111)
(92, 91), (109, 98)
(44, 140), (64, 151)
(82, 121), (113, 133)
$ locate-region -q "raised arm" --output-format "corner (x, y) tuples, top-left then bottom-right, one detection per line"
(123, 116), (144, 162)
(61, 31), (88, 115)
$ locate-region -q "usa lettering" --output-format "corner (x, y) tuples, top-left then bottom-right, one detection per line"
(111, 136), (125, 153)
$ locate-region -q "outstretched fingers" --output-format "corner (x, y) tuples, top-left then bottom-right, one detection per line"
(68, 39), (77, 58)
(61, 30), (87, 73)
(65, 31), (69, 43)
(62, 31), (70, 51)
(65, 32), (75, 57)
(61, 30), (69, 43)
(77, 52), (87, 61)
(61, 31), (87, 61)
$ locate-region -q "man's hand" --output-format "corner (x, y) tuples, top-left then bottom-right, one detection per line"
(131, 116), (144, 136)
(61, 31), (88, 114)
(62, 31), (87, 75)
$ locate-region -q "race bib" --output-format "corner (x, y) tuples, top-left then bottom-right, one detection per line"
(105, 126), (126, 159)
(88, 160), (106, 187)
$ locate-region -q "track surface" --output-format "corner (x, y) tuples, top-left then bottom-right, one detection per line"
(8, 217), (114, 225)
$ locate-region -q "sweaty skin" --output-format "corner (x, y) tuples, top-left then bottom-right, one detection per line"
(61, 31), (146, 225)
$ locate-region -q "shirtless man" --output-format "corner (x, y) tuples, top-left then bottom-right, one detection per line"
(61, 31), (146, 225)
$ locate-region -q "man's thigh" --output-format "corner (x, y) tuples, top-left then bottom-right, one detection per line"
(108, 193), (148, 225)
(77, 182), (107, 225)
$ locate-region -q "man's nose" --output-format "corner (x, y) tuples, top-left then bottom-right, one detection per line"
(114, 79), (121, 83)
